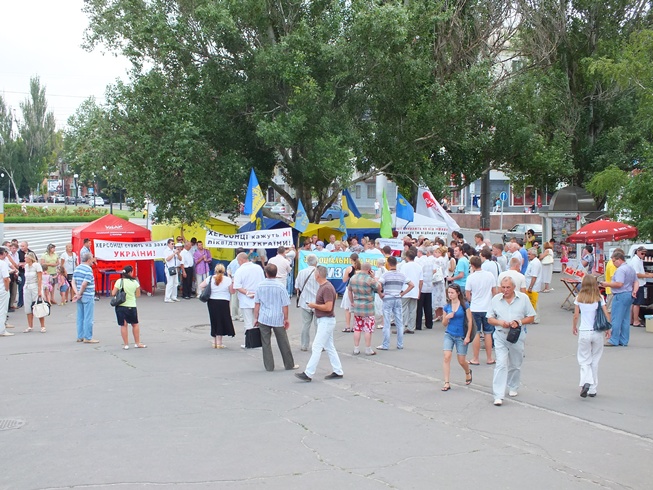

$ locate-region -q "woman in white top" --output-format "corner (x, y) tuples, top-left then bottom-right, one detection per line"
(573, 275), (611, 398)
(23, 252), (46, 333)
(539, 242), (555, 293)
(59, 243), (78, 303)
(200, 264), (236, 348)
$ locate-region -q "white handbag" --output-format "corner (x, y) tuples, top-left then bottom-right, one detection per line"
(432, 268), (444, 284)
(32, 298), (51, 319)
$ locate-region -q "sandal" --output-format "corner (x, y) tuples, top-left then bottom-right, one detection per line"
(468, 360), (480, 365)
(24, 328), (33, 333)
(40, 328), (46, 333)
(342, 328), (353, 332)
(441, 382), (451, 392)
(465, 369), (473, 385)
(134, 344), (147, 348)
(215, 345), (225, 349)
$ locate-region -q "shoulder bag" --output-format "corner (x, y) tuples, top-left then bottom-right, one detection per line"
(593, 302), (612, 331)
(199, 280), (212, 303)
(541, 250), (554, 265)
(110, 279), (127, 307)
(462, 304), (476, 343)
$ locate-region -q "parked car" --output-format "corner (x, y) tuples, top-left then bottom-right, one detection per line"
(263, 201), (287, 214)
(321, 206), (349, 221)
(53, 194), (66, 204)
(89, 196), (105, 207)
(502, 223), (542, 245)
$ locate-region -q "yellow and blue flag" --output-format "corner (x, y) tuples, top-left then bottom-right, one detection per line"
(343, 189), (361, 218)
(338, 207), (348, 240)
(294, 199), (309, 233)
(396, 192), (414, 223)
(244, 168), (265, 223)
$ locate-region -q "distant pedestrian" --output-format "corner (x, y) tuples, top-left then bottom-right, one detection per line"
(0, 247), (13, 337)
(112, 265), (146, 349)
(599, 251), (637, 347)
(573, 275), (611, 398)
(295, 266), (344, 382)
(200, 264), (235, 349)
(23, 252), (46, 334)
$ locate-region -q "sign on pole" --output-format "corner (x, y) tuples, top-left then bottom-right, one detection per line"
(499, 191), (507, 230)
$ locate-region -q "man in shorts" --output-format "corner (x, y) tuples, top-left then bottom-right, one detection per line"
(348, 262), (379, 356)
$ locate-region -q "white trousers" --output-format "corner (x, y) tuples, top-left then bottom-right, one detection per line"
(305, 316), (343, 378)
(164, 267), (178, 301)
(242, 308), (255, 333)
(577, 330), (604, 394)
(492, 327), (525, 400)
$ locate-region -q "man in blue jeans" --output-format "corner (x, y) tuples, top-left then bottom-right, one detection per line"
(73, 252), (99, 343)
(599, 251), (638, 346)
(377, 256), (414, 350)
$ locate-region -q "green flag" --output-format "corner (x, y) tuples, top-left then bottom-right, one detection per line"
(380, 190), (393, 238)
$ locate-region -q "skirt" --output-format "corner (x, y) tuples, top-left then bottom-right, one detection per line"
(340, 286), (351, 310)
(208, 298), (235, 337)
(432, 280), (447, 308)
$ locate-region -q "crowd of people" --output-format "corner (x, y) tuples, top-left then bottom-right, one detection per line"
(2, 228), (647, 405)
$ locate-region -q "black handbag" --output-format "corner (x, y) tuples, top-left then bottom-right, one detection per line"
(462, 304), (476, 343)
(593, 302), (612, 331)
(244, 327), (262, 348)
(110, 279), (127, 307)
(199, 280), (211, 303)
(506, 326), (521, 344)
(168, 266), (177, 276)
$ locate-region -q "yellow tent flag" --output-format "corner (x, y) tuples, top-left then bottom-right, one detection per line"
(379, 190), (393, 238)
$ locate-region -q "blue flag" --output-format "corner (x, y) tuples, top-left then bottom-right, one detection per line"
(396, 192), (414, 223)
(338, 208), (348, 240)
(244, 168), (265, 223)
(294, 199), (309, 233)
(343, 189), (361, 218)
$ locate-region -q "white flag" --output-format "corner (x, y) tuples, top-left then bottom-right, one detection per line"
(416, 186), (461, 232)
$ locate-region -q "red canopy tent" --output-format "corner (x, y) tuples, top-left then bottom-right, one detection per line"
(567, 219), (638, 244)
(71, 215), (155, 294)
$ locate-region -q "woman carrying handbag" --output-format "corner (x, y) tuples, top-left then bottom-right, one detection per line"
(111, 266), (146, 350)
(572, 275), (611, 398)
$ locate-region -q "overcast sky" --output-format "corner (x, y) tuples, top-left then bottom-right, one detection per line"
(0, 0), (130, 129)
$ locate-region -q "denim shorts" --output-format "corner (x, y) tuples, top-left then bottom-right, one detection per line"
(472, 311), (495, 333)
(443, 332), (468, 355)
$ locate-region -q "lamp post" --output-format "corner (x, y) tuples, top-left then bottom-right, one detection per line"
(73, 174), (79, 206)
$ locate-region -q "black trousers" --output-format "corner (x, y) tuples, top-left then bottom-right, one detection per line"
(182, 266), (194, 298)
(416, 292), (433, 330)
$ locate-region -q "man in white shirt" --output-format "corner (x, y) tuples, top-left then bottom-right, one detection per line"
(164, 240), (182, 303)
(268, 246), (291, 287)
(480, 249), (500, 285)
(416, 247), (435, 330)
(399, 249), (423, 334)
(628, 246), (653, 327)
(473, 233), (485, 252)
(498, 258), (527, 293)
(524, 247), (543, 322)
(465, 256), (497, 364)
(227, 248), (244, 321)
(0, 248), (13, 336)
(233, 252), (265, 346)
(295, 254), (320, 351)
(492, 243), (508, 273)
(325, 235), (337, 252)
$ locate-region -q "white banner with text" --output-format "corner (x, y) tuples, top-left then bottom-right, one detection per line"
(94, 239), (172, 261)
(204, 227), (294, 249)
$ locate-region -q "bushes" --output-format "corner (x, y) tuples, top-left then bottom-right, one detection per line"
(4, 204), (109, 223)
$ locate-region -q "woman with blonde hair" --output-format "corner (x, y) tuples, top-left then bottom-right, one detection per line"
(23, 252), (46, 333)
(200, 264), (236, 348)
(572, 274), (611, 398)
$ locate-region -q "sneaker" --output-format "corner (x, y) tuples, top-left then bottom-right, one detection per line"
(0, 332), (15, 336)
(83, 339), (100, 344)
(164, 299), (174, 303)
(494, 399), (503, 406)
(353, 348), (360, 355)
(123, 345), (129, 350)
(376, 345), (388, 350)
(295, 372), (312, 382)
(240, 344), (247, 349)
(324, 372), (343, 380)
(172, 298), (181, 302)
(508, 390), (518, 397)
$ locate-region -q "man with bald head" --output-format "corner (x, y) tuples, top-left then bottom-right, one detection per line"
(233, 252), (265, 347)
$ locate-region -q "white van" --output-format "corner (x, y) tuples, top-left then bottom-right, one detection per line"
(626, 243), (653, 259)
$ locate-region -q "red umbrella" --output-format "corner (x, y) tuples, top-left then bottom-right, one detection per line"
(567, 219), (638, 244)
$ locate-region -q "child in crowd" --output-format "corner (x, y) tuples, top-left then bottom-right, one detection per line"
(57, 266), (69, 305)
(42, 271), (54, 304)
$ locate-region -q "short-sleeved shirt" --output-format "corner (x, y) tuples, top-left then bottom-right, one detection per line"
(207, 275), (232, 301)
(612, 263), (637, 294)
(498, 270), (527, 292)
(628, 254), (646, 287)
(24, 262), (43, 288)
(454, 256), (470, 288)
(0, 260), (9, 293)
(233, 262), (265, 308)
(524, 258), (543, 292)
(315, 281), (337, 318)
(519, 248), (529, 275)
(59, 251), (77, 275)
(378, 270), (410, 298)
(73, 263), (95, 299)
(400, 261), (423, 299)
(465, 269), (496, 312)
(443, 303), (466, 337)
(574, 298), (606, 331)
(487, 292), (536, 324)
(348, 271), (377, 317)
(254, 279), (290, 327)
(481, 259), (500, 284)
(114, 277), (140, 308)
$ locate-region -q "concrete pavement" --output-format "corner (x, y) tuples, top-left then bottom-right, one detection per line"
(2, 274), (652, 489)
